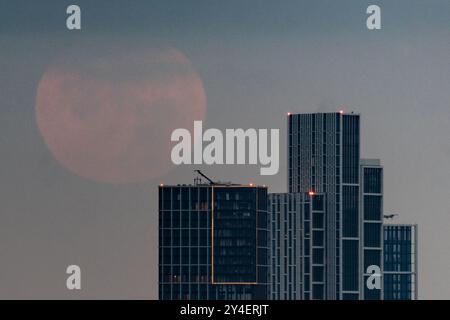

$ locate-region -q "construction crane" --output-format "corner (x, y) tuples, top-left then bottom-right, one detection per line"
(194, 170), (216, 185)
(383, 213), (399, 220)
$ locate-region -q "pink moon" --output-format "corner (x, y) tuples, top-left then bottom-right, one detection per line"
(36, 49), (206, 184)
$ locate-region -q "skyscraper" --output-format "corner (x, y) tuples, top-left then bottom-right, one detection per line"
(268, 192), (326, 300)
(158, 112), (418, 301)
(158, 182), (269, 300)
(288, 112), (361, 299)
(360, 159), (383, 300)
(383, 224), (418, 300)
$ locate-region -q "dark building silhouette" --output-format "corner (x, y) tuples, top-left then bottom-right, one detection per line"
(383, 224), (418, 300)
(158, 183), (269, 300)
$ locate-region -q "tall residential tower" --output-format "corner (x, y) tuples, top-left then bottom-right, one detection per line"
(159, 183), (269, 300)
(288, 112), (361, 299)
(268, 192), (326, 300)
(360, 159), (384, 300)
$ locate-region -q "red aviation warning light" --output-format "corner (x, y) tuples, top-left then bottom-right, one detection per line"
(308, 191), (315, 196)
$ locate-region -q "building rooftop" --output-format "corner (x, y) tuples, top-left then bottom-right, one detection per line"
(361, 158), (381, 166)
(287, 111), (360, 116)
(159, 182), (267, 188)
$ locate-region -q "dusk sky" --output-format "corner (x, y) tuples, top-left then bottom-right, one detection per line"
(0, 0), (449, 299)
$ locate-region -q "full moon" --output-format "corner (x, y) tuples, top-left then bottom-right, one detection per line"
(36, 48), (206, 184)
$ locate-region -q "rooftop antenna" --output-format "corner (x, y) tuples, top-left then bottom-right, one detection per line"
(193, 175), (201, 186)
(194, 170), (216, 185)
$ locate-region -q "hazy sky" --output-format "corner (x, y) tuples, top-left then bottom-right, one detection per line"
(0, 0), (449, 299)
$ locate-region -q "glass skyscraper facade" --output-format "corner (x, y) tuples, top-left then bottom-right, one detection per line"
(360, 159), (383, 300)
(288, 112), (361, 299)
(268, 192), (326, 300)
(159, 183), (269, 300)
(383, 224), (418, 300)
